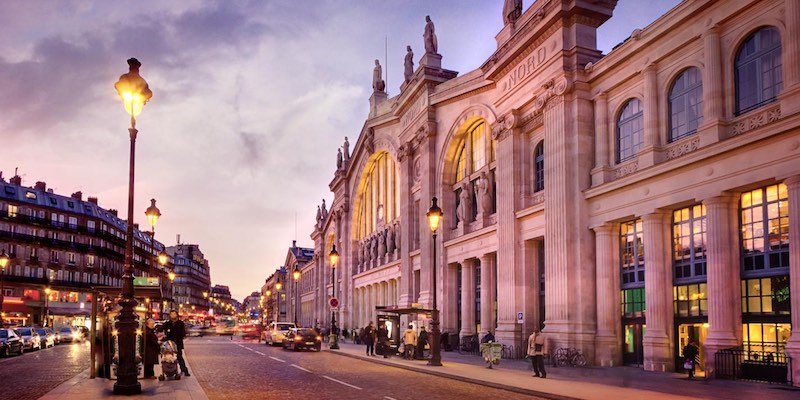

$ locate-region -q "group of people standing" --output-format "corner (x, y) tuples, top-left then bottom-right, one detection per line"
(359, 321), (429, 360)
(141, 310), (191, 379)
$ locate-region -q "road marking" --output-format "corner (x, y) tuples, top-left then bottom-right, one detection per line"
(323, 375), (362, 390)
(384, 397), (398, 400)
(255, 351), (265, 355)
(269, 356), (286, 363)
(291, 363), (311, 372)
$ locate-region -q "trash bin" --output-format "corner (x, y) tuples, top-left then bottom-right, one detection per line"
(481, 343), (503, 368)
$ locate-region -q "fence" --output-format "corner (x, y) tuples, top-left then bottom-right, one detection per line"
(715, 346), (792, 385)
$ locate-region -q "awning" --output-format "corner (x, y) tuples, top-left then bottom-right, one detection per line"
(47, 306), (91, 316)
(1, 302), (31, 314)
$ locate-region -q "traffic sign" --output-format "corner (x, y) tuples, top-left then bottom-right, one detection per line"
(329, 297), (339, 308)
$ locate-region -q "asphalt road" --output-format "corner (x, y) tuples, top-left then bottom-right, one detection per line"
(0, 340), (89, 400)
(185, 336), (544, 400)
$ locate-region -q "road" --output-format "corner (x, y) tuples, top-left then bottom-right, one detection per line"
(186, 336), (544, 400)
(0, 341), (89, 400)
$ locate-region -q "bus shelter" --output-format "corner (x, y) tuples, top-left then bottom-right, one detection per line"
(374, 305), (434, 355)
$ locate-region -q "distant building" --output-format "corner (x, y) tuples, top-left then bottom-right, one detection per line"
(241, 291), (261, 320)
(166, 244), (211, 314)
(210, 284), (234, 315)
(260, 267), (287, 323)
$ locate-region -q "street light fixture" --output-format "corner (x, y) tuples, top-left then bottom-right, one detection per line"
(328, 244), (340, 350)
(292, 266), (300, 326)
(426, 196), (443, 366)
(0, 250), (9, 324)
(43, 287), (52, 327)
(112, 57), (152, 396)
(275, 280), (283, 322)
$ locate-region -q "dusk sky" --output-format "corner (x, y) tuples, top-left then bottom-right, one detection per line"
(0, 0), (680, 301)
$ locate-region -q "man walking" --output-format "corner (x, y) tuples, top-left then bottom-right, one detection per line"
(415, 326), (428, 360)
(527, 328), (547, 378)
(377, 322), (389, 358)
(363, 322), (376, 356)
(683, 340), (700, 380)
(403, 324), (417, 360)
(163, 310), (190, 377)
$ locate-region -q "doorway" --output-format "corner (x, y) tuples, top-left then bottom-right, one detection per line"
(677, 322), (708, 376)
(623, 323), (645, 366)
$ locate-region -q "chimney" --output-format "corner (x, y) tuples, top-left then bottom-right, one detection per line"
(10, 175), (21, 186)
(71, 191), (83, 201)
(109, 209), (118, 217)
(34, 181), (46, 191)
(176, 234), (181, 244)
(87, 197), (98, 205)
(292, 240), (297, 248)
(133, 223), (139, 230)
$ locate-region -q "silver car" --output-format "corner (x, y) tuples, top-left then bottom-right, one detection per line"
(15, 327), (42, 351)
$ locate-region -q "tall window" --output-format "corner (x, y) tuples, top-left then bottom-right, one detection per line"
(355, 152), (399, 239)
(620, 219), (645, 288)
(740, 183), (789, 276)
(741, 276), (790, 315)
(735, 26), (782, 115)
(533, 141), (544, 192)
(672, 205), (707, 281)
(453, 121), (496, 225)
(616, 99), (644, 162)
(674, 283), (708, 317)
(668, 67), (703, 142)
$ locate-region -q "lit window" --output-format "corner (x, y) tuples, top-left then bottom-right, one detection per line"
(8, 205), (17, 218)
(735, 27), (782, 115)
(25, 191), (36, 200)
(740, 184), (789, 275)
(742, 322), (791, 362)
(621, 288), (645, 317)
(620, 219), (645, 287)
(672, 205), (707, 281)
(673, 283), (707, 317)
(355, 152), (399, 239)
(741, 276), (790, 315)
(533, 141), (544, 192)
(668, 67), (703, 142)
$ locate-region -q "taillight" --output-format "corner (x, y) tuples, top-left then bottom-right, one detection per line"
(294, 335), (302, 341)
(315, 336), (322, 341)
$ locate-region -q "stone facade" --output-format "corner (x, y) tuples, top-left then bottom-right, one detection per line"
(298, 0), (800, 384)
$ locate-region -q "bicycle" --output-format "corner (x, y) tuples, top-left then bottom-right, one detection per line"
(552, 347), (587, 367)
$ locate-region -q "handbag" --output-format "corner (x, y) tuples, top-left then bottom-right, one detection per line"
(683, 359), (693, 370)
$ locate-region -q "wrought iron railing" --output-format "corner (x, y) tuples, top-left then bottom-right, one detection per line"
(715, 346), (791, 385)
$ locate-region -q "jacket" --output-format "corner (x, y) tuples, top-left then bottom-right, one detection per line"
(403, 329), (417, 345)
(162, 319), (186, 350)
(142, 327), (160, 365)
(527, 332), (547, 356)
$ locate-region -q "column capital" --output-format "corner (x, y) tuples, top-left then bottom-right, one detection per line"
(478, 252), (493, 264)
(702, 193), (739, 206)
(642, 63), (658, 75)
(784, 175), (800, 189)
(702, 24), (721, 38)
(641, 210), (671, 222)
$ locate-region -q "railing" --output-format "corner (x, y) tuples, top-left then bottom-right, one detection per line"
(715, 346), (792, 385)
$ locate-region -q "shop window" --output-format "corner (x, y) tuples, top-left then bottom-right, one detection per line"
(741, 276), (790, 315)
(742, 322), (791, 362)
(740, 184), (789, 276)
(620, 219), (645, 287)
(673, 283), (708, 317)
(621, 288), (645, 317)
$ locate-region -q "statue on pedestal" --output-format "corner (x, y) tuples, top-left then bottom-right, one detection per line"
(404, 46), (414, 83)
(386, 224), (396, 253)
(503, 0), (523, 25)
(372, 59), (386, 92)
(343, 137), (350, 162)
(477, 171), (493, 216)
(377, 231), (386, 259)
(456, 182), (472, 224)
(423, 16), (438, 54)
(336, 148), (343, 170)
(321, 199), (328, 219)
(316, 206), (322, 226)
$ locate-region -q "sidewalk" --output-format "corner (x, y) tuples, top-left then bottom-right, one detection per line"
(326, 342), (800, 400)
(39, 349), (208, 400)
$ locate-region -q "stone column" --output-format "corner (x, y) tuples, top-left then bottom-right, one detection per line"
(703, 194), (742, 375)
(591, 92), (611, 185)
(442, 263), (460, 333)
(460, 260), (477, 338)
(479, 253), (497, 338)
(417, 126), (437, 310)
(594, 222), (622, 366)
(521, 240), (541, 336)
(642, 211), (673, 372)
(699, 26), (725, 144)
(640, 64), (661, 167)
(781, 176), (800, 387)
(785, 3), (800, 89)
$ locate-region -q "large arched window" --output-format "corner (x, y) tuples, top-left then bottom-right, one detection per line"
(735, 26), (782, 115)
(453, 121), (496, 224)
(616, 99), (644, 163)
(533, 141), (544, 192)
(355, 152), (399, 239)
(668, 67), (703, 142)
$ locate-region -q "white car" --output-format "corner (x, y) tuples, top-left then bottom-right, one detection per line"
(262, 322), (296, 346)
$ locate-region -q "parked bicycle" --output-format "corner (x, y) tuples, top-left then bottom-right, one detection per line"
(552, 347), (587, 367)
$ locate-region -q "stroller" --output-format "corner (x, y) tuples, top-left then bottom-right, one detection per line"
(158, 340), (181, 381)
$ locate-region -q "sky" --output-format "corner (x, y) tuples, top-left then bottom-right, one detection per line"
(0, 0), (680, 301)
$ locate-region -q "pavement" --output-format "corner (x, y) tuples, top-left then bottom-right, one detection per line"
(326, 342), (800, 400)
(0, 341), (90, 400)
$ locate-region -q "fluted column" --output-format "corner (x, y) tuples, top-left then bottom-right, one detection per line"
(785, 2), (800, 88)
(703, 26), (723, 122)
(642, 211), (673, 372)
(639, 64), (662, 167)
(591, 92), (611, 185)
(398, 144), (415, 307)
(479, 253), (496, 338)
(782, 176), (800, 387)
(594, 223), (621, 366)
(703, 194), (742, 375)
(460, 260), (477, 338)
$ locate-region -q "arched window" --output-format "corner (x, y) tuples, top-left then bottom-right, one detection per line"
(452, 121), (496, 225)
(735, 26), (782, 115)
(616, 99), (644, 162)
(668, 67), (703, 142)
(355, 152), (399, 239)
(533, 141), (544, 192)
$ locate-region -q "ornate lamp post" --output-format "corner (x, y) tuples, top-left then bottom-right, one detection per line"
(144, 199), (162, 315)
(43, 287), (52, 327)
(266, 289), (273, 322)
(328, 244), (340, 350)
(292, 266), (301, 326)
(426, 197), (443, 366)
(275, 281), (283, 322)
(113, 57), (152, 395)
(0, 250), (9, 324)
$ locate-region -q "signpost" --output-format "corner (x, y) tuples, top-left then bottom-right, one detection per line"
(516, 311), (524, 324)
(329, 297), (339, 310)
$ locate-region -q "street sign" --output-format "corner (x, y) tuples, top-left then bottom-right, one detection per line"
(133, 277), (160, 287)
(516, 311), (524, 324)
(329, 297), (339, 308)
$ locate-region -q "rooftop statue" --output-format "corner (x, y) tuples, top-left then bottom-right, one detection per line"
(503, 0), (523, 25)
(372, 59), (386, 93)
(423, 16), (438, 54)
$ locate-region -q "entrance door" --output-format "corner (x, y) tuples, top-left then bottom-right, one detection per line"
(677, 322), (708, 376)
(623, 323), (645, 366)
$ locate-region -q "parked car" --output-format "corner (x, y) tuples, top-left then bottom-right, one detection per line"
(36, 328), (56, 348)
(52, 327), (62, 345)
(76, 326), (89, 339)
(262, 322), (296, 346)
(58, 326), (83, 343)
(281, 328), (322, 352)
(187, 325), (213, 337)
(0, 329), (24, 357)
(239, 323), (262, 340)
(15, 327), (42, 351)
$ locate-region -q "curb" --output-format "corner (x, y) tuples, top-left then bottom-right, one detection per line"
(324, 349), (579, 400)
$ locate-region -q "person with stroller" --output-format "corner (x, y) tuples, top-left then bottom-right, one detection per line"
(162, 310), (190, 377)
(142, 318), (160, 379)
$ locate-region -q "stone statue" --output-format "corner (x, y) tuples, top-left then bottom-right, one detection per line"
(477, 171), (493, 215)
(503, 0), (523, 25)
(423, 16), (438, 54)
(336, 148), (343, 170)
(343, 137), (350, 161)
(372, 59), (386, 92)
(371, 235), (378, 260)
(457, 182), (472, 224)
(386, 225), (396, 253)
(321, 199), (328, 219)
(377, 231), (386, 258)
(316, 205), (322, 224)
(362, 239), (370, 264)
(394, 222), (401, 250)
(404, 46), (414, 83)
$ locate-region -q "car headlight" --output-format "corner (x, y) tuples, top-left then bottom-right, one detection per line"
(316, 336), (322, 341)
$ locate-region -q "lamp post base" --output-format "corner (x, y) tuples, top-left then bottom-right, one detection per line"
(329, 333), (340, 349)
(427, 312), (443, 366)
(113, 295), (141, 395)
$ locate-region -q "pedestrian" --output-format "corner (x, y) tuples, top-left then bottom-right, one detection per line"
(415, 326), (429, 360)
(527, 328), (547, 378)
(481, 330), (495, 343)
(163, 310), (190, 377)
(364, 322), (376, 356)
(403, 324), (417, 360)
(683, 340), (700, 380)
(142, 318), (159, 379)
(377, 322), (389, 358)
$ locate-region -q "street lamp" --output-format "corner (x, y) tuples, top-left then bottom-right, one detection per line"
(426, 196), (443, 366)
(328, 244), (340, 350)
(113, 57), (152, 396)
(292, 266), (300, 326)
(144, 198), (164, 316)
(43, 287), (52, 327)
(0, 250), (9, 324)
(266, 289), (273, 322)
(275, 281), (283, 322)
